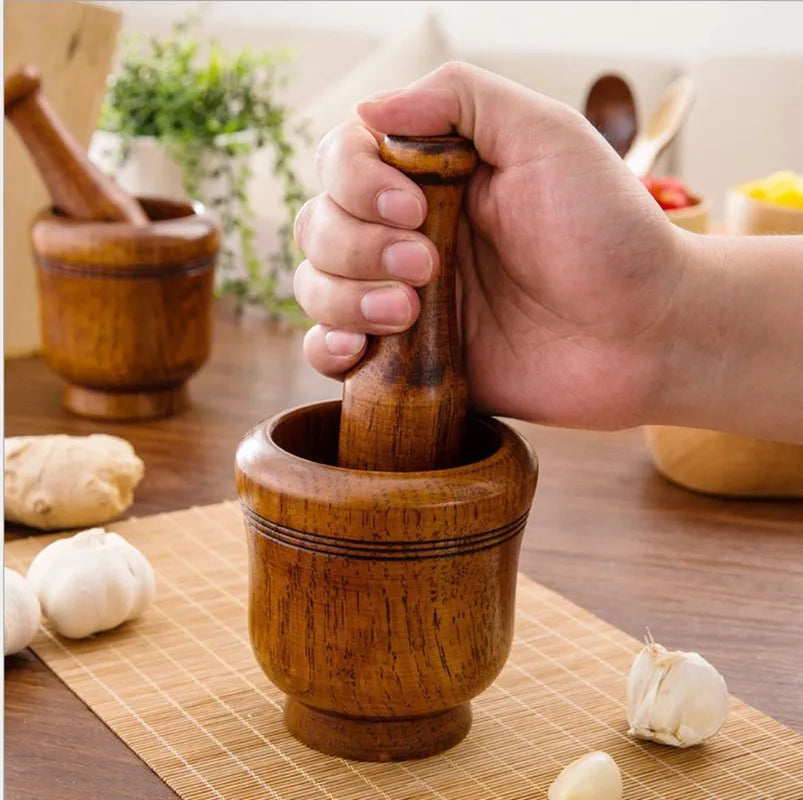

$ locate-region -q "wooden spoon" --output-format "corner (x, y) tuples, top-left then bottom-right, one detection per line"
(4, 65), (149, 225)
(584, 74), (637, 158)
(623, 74), (696, 178)
(338, 135), (477, 472)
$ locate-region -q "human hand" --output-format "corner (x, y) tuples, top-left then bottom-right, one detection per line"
(293, 62), (690, 430)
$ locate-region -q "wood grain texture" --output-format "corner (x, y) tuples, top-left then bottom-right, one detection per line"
(5, 66), (148, 225)
(238, 135), (540, 761)
(236, 401), (537, 760)
(3, 0), (122, 356)
(5, 305), (803, 797)
(338, 135), (477, 471)
(30, 196), (219, 420)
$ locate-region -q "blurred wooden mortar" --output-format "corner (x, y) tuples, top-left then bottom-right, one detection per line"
(5, 67), (220, 420)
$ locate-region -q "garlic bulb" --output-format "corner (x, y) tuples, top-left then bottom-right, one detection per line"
(27, 528), (156, 639)
(627, 639), (729, 747)
(4, 434), (144, 530)
(548, 751), (622, 800)
(4, 568), (41, 655)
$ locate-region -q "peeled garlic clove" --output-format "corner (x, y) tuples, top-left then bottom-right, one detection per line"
(4, 567), (41, 655)
(548, 751), (623, 800)
(627, 640), (729, 747)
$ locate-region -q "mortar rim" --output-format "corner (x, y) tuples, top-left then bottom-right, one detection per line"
(256, 398), (537, 480)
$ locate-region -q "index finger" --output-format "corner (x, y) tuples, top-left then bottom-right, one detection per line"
(315, 119), (428, 229)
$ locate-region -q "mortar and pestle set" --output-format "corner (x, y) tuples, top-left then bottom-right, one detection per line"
(5, 67), (219, 420)
(237, 136), (539, 761)
(7, 66), (539, 762)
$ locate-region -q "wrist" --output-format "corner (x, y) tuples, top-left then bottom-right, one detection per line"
(653, 231), (803, 443)
(650, 231), (729, 429)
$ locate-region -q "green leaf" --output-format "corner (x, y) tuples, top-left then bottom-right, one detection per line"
(99, 4), (307, 325)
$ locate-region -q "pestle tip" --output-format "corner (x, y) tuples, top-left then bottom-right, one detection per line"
(5, 66), (41, 112)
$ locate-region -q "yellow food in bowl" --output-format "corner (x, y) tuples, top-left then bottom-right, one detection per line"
(738, 171), (803, 208)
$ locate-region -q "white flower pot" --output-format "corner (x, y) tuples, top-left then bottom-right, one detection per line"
(89, 131), (294, 291)
(89, 131), (188, 200)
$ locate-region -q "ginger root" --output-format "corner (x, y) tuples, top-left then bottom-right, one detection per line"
(4, 434), (144, 530)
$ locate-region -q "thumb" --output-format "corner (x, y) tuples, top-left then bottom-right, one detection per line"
(356, 61), (572, 167)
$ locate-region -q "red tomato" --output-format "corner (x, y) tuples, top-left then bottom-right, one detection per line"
(640, 175), (694, 210)
(654, 188), (690, 210)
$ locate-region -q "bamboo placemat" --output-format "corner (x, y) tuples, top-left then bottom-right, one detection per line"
(6, 502), (802, 800)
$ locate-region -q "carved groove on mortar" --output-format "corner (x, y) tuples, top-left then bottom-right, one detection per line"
(242, 505), (529, 560)
(35, 253), (217, 280)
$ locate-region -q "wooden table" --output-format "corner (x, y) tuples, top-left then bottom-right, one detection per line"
(5, 306), (802, 800)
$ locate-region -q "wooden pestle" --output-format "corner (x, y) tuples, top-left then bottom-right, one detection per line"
(4, 66), (149, 225)
(338, 135), (478, 472)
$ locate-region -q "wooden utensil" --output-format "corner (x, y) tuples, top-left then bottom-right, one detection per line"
(644, 426), (803, 498)
(583, 73), (638, 158)
(4, 65), (148, 225)
(338, 135), (477, 471)
(236, 134), (538, 761)
(624, 74), (696, 178)
(31, 197), (219, 419)
(9, 65), (220, 419)
(237, 402), (538, 761)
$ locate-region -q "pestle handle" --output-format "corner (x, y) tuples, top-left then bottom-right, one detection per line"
(4, 66), (149, 226)
(338, 135), (478, 472)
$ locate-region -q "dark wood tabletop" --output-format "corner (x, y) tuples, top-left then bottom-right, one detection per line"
(5, 305), (802, 800)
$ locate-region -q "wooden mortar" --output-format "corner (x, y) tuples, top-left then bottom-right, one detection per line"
(236, 136), (538, 761)
(30, 199), (219, 419)
(6, 67), (220, 420)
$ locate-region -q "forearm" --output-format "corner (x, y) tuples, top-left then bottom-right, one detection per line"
(657, 232), (803, 444)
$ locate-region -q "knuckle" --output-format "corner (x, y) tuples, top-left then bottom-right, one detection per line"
(292, 260), (313, 307)
(293, 261), (341, 324)
(437, 60), (473, 83)
(293, 197), (317, 249)
(302, 324), (322, 355)
(314, 129), (335, 181)
(314, 120), (353, 182)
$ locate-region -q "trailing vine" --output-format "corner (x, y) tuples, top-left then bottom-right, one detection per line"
(99, 7), (306, 321)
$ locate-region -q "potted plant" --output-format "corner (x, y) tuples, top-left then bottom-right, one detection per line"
(91, 9), (306, 322)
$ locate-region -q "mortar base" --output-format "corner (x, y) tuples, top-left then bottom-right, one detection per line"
(64, 383), (189, 420)
(284, 697), (472, 762)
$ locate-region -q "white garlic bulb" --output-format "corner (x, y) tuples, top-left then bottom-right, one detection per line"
(627, 639), (729, 747)
(548, 751), (623, 800)
(4, 567), (41, 655)
(27, 528), (156, 639)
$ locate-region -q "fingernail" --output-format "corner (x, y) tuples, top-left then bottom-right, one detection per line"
(376, 189), (423, 227)
(382, 240), (432, 283)
(324, 330), (366, 357)
(360, 287), (412, 326)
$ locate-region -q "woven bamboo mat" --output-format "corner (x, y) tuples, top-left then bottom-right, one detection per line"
(6, 502), (802, 800)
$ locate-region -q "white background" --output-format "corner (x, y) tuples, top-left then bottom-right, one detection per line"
(102, 1), (803, 59)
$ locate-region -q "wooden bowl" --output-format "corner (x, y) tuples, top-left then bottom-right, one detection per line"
(725, 188), (803, 234)
(30, 196), (219, 420)
(665, 195), (710, 233)
(236, 400), (538, 761)
(644, 190), (803, 498)
(644, 426), (803, 498)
